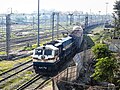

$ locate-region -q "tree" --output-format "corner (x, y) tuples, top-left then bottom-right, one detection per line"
(92, 43), (111, 59)
(92, 44), (119, 82)
(92, 57), (117, 82)
(114, 0), (120, 14)
(92, 43), (118, 83)
(113, 0), (120, 38)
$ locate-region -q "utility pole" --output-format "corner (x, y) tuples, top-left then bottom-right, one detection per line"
(56, 12), (59, 39)
(112, 13), (117, 38)
(83, 39), (88, 79)
(37, 0), (40, 47)
(44, 13), (47, 42)
(66, 14), (68, 27)
(79, 14), (81, 25)
(106, 2), (108, 21)
(69, 13), (73, 25)
(99, 11), (101, 23)
(33, 16), (35, 30)
(1, 16), (4, 31)
(52, 12), (55, 41)
(72, 14), (74, 25)
(44, 13), (47, 32)
(6, 14), (11, 59)
(85, 14), (88, 29)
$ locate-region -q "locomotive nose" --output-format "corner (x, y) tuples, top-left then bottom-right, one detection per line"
(41, 55), (45, 59)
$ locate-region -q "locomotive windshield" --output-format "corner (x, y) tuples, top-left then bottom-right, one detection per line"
(44, 49), (52, 55)
(35, 49), (52, 56)
(35, 49), (43, 55)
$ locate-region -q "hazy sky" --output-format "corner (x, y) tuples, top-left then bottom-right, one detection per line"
(0, 0), (116, 14)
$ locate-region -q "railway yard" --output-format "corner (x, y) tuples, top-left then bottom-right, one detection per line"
(0, 24), (119, 89)
(0, 5), (120, 90)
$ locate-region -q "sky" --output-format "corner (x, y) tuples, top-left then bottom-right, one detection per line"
(0, 0), (116, 14)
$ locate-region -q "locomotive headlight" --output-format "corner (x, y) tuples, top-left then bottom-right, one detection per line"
(43, 46), (45, 49)
(41, 55), (45, 59)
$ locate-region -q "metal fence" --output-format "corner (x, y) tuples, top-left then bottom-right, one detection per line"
(52, 65), (118, 90)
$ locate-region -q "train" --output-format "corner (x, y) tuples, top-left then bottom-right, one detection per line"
(32, 25), (83, 76)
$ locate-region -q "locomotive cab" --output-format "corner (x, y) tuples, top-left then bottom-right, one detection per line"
(33, 45), (59, 62)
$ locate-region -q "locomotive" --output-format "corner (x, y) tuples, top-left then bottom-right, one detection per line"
(32, 26), (83, 75)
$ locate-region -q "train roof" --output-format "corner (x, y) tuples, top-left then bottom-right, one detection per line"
(57, 36), (72, 43)
(36, 45), (58, 50)
(62, 36), (72, 41)
(55, 36), (72, 47)
(73, 26), (83, 31)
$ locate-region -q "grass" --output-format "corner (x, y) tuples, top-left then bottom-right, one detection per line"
(88, 26), (105, 44)
(0, 61), (14, 73)
(90, 34), (102, 43)
(89, 26), (116, 44)
(0, 77), (23, 89)
(0, 71), (33, 90)
(90, 26), (104, 33)
(0, 52), (6, 55)
(0, 56), (31, 74)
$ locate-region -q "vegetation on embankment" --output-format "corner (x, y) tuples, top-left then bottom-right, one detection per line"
(85, 26), (120, 87)
(91, 43), (120, 86)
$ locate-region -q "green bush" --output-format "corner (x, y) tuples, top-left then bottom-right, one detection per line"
(92, 57), (117, 82)
(92, 43), (111, 59)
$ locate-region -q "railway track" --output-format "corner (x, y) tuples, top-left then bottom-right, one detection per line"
(0, 47), (5, 51)
(0, 29), (68, 50)
(17, 74), (51, 90)
(0, 29), (59, 43)
(0, 60), (33, 83)
(34, 77), (52, 90)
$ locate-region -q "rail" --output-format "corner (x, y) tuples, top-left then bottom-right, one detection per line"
(0, 64), (32, 83)
(0, 59), (32, 76)
(17, 74), (42, 90)
(34, 77), (51, 90)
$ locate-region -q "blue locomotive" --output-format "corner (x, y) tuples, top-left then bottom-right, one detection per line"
(32, 26), (83, 75)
